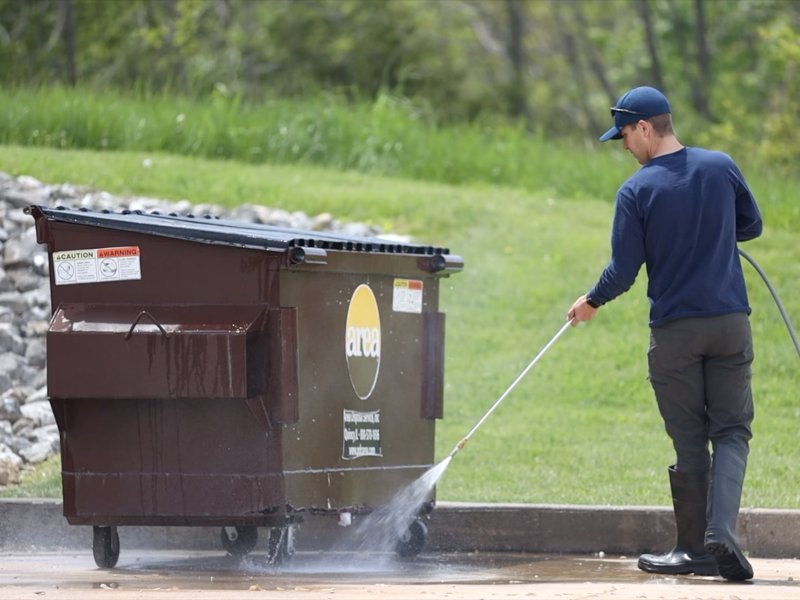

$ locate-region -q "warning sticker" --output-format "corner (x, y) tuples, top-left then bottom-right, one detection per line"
(342, 409), (382, 459)
(392, 278), (423, 313)
(53, 246), (142, 286)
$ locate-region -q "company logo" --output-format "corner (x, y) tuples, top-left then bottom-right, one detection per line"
(345, 284), (381, 400)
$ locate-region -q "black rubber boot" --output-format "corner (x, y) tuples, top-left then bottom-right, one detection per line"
(705, 444), (754, 581)
(638, 466), (718, 576)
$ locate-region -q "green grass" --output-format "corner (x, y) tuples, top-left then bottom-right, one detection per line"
(3, 85), (798, 236)
(0, 454), (61, 498)
(1, 86), (625, 197)
(2, 144), (798, 508)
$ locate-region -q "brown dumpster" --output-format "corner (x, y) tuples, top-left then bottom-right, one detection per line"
(27, 205), (463, 567)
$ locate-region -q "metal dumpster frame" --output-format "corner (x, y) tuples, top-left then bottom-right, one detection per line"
(28, 205), (462, 565)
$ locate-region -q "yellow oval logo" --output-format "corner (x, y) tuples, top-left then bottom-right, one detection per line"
(345, 284), (381, 400)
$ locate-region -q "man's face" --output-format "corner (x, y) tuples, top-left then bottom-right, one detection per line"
(621, 121), (649, 165)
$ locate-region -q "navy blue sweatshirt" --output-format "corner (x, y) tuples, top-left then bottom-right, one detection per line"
(588, 146), (763, 327)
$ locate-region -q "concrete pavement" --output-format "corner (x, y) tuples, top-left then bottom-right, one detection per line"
(2, 499), (800, 600)
(2, 549), (800, 600)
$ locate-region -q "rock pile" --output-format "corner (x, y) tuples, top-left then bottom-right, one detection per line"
(0, 172), (398, 488)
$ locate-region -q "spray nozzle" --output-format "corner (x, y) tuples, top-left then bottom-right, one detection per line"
(449, 437), (469, 458)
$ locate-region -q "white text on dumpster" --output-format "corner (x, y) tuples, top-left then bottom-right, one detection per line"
(342, 409), (382, 459)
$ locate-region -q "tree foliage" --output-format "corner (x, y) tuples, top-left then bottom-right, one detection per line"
(0, 0), (798, 162)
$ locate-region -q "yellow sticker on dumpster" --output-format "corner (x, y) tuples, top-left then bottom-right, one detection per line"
(53, 246), (142, 286)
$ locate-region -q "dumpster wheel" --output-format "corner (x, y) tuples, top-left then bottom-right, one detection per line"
(395, 518), (428, 558)
(92, 526), (120, 569)
(220, 526), (258, 557)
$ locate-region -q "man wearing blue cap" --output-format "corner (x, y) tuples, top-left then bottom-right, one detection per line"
(568, 86), (762, 581)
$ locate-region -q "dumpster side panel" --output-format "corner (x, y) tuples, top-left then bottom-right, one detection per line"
(56, 397), (286, 525)
(41, 220), (291, 525)
(277, 257), (443, 511)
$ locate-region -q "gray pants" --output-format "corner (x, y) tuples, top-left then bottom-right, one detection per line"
(648, 313), (755, 473)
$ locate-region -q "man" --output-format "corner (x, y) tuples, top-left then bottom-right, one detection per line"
(568, 86), (762, 581)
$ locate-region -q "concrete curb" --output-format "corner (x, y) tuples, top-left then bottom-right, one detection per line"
(1, 498), (798, 558)
(429, 502), (800, 558)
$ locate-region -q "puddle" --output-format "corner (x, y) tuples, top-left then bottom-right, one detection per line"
(3, 550), (799, 594)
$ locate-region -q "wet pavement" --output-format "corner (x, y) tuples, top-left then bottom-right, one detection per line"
(2, 550), (800, 599)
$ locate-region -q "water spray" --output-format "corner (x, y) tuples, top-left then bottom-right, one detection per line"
(354, 320), (573, 557)
(447, 320), (573, 460)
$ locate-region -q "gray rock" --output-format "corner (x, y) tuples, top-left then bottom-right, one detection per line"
(311, 212), (335, 231)
(0, 441), (23, 463)
(26, 369), (47, 391)
(22, 287), (49, 311)
(25, 338), (47, 368)
(0, 419), (12, 445)
(0, 267), (14, 293)
(0, 323), (24, 354)
(11, 416), (34, 437)
(0, 352), (25, 381)
(0, 392), (21, 421)
(0, 305), (15, 323)
(11, 391), (33, 409)
(0, 443), (23, 485)
(7, 267), (44, 292)
(33, 423), (59, 441)
(21, 319), (50, 337)
(3, 226), (40, 267)
(19, 401), (55, 427)
(18, 439), (53, 464)
(26, 304), (50, 322)
(23, 386), (47, 405)
(7, 431), (31, 454)
(0, 291), (27, 315)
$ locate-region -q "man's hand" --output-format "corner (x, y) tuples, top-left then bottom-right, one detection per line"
(568, 294), (599, 326)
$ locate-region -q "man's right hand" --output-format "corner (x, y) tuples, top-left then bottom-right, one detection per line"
(567, 294), (599, 326)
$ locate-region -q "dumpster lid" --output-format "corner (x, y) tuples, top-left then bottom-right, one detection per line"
(27, 205), (453, 256)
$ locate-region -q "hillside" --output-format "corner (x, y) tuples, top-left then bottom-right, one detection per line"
(1, 147), (798, 508)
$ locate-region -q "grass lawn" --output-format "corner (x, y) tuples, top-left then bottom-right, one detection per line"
(2, 145), (798, 508)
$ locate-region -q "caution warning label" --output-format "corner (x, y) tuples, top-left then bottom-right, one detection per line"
(392, 278), (423, 313)
(53, 246), (142, 286)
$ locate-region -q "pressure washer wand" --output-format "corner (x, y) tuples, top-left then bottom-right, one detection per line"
(448, 320), (573, 459)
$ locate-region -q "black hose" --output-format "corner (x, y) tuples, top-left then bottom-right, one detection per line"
(739, 248), (800, 359)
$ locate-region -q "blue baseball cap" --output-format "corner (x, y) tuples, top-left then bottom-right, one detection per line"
(599, 86), (672, 142)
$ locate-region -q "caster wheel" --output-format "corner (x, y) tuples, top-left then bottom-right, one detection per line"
(395, 518), (427, 558)
(220, 526), (258, 557)
(92, 526), (120, 569)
